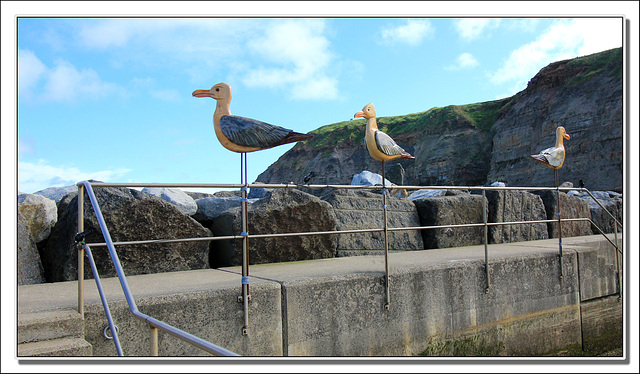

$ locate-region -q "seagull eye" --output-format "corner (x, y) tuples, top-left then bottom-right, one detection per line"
(215, 88), (220, 92)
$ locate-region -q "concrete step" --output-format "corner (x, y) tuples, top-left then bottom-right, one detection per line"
(18, 309), (84, 344)
(18, 337), (92, 357)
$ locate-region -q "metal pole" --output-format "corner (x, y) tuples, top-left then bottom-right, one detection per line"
(241, 152), (250, 335)
(150, 325), (159, 356)
(77, 183), (85, 319)
(555, 169), (564, 280)
(482, 189), (490, 292)
(381, 161), (390, 310)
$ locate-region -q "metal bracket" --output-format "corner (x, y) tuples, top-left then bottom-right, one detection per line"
(237, 295), (252, 303)
(104, 324), (119, 340)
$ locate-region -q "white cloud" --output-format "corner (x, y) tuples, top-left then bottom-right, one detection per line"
(488, 18), (622, 94)
(242, 19), (339, 100)
(380, 19), (434, 45)
(445, 52), (479, 70)
(18, 49), (122, 103)
(18, 159), (132, 193)
(454, 18), (501, 40)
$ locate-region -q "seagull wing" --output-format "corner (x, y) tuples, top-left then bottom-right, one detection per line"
(375, 130), (406, 156)
(220, 115), (292, 149)
(539, 146), (565, 167)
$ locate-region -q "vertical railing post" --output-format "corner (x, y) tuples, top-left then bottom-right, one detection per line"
(150, 325), (159, 356)
(240, 153), (250, 336)
(77, 183), (85, 319)
(482, 189), (490, 292)
(381, 161), (390, 311)
(555, 169), (564, 280)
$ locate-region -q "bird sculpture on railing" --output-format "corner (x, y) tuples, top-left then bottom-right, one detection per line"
(530, 126), (570, 169)
(193, 82), (312, 153)
(530, 124), (571, 280)
(354, 103), (415, 163)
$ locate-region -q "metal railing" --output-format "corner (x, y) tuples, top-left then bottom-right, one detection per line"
(76, 180), (623, 356)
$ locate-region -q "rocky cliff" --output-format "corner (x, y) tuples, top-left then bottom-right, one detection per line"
(256, 48), (623, 192)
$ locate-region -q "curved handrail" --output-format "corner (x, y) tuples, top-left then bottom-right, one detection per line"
(78, 181), (240, 357)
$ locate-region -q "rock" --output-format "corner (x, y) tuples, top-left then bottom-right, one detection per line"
(490, 181), (506, 187)
(57, 192), (78, 220)
(141, 187), (197, 216)
(485, 190), (548, 244)
(568, 191), (623, 234)
(192, 196), (258, 227)
(17, 211), (45, 285)
(532, 190), (592, 239)
(248, 187), (268, 199)
(351, 170), (393, 188)
(560, 181), (574, 188)
(17, 193), (58, 243)
(407, 189), (445, 200)
(320, 190), (424, 257)
(413, 195), (487, 249)
(209, 189), (337, 267)
(34, 185), (78, 203)
(184, 191), (215, 200)
(43, 186), (212, 282)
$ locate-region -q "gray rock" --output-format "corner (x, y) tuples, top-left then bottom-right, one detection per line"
(321, 190), (424, 257)
(407, 189), (446, 200)
(490, 181), (506, 187)
(17, 193), (58, 243)
(192, 196), (258, 226)
(485, 190), (548, 244)
(568, 191), (623, 234)
(34, 185), (78, 203)
(43, 186), (212, 282)
(248, 187), (268, 199)
(413, 194), (487, 249)
(532, 190), (592, 239)
(17, 211), (45, 285)
(140, 187), (197, 216)
(351, 170), (393, 187)
(210, 189), (337, 267)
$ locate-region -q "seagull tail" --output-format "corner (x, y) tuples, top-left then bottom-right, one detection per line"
(277, 131), (314, 146)
(530, 154), (549, 165)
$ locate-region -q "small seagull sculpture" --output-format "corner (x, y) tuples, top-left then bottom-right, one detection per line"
(354, 103), (415, 162)
(530, 126), (570, 169)
(193, 82), (312, 153)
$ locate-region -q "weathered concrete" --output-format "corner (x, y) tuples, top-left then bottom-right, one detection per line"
(17, 234), (622, 357)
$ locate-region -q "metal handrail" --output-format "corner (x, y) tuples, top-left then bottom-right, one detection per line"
(76, 180), (623, 354)
(77, 181), (240, 357)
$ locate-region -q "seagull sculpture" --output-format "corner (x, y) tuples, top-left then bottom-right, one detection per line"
(192, 82), (312, 153)
(530, 125), (571, 280)
(193, 82), (312, 335)
(354, 102), (414, 311)
(530, 126), (570, 169)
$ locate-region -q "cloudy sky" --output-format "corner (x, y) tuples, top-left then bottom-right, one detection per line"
(5, 2), (633, 196)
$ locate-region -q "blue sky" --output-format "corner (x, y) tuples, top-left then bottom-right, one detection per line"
(7, 3), (632, 194)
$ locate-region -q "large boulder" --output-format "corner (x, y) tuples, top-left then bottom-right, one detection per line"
(192, 196), (259, 227)
(569, 191), (623, 234)
(413, 194), (487, 249)
(18, 193), (58, 244)
(17, 211), (45, 285)
(141, 187), (198, 216)
(485, 190), (548, 243)
(532, 190), (592, 238)
(34, 185), (78, 203)
(209, 189), (337, 267)
(43, 186), (212, 282)
(319, 189), (424, 257)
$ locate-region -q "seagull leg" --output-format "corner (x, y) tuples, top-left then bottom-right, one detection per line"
(240, 152), (250, 335)
(381, 161), (390, 310)
(555, 168), (563, 280)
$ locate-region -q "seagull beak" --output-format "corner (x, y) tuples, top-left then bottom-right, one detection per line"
(192, 89), (211, 98)
(354, 111), (365, 118)
(564, 133), (571, 140)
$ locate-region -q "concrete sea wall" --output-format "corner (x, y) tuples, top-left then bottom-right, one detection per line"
(17, 234), (622, 357)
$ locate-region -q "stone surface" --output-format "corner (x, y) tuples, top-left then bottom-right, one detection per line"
(141, 187), (198, 216)
(485, 190), (548, 244)
(18, 193), (58, 243)
(17, 211), (46, 285)
(407, 189), (446, 200)
(569, 191), (623, 234)
(192, 196), (258, 227)
(413, 194), (487, 249)
(532, 190), (592, 239)
(209, 189), (338, 267)
(319, 189), (424, 256)
(43, 186), (212, 282)
(34, 185), (78, 203)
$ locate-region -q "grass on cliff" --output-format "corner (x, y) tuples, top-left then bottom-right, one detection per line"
(566, 47), (622, 86)
(307, 97), (512, 149)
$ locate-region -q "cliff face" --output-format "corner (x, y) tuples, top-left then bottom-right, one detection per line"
(257, 48), (623, 192)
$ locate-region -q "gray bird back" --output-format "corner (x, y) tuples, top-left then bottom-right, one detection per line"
(221, 115), (292, 148)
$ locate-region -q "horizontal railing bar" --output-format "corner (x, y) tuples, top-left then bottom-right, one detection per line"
(86, 218), (594, 247)
(80, 181), (588, 192)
